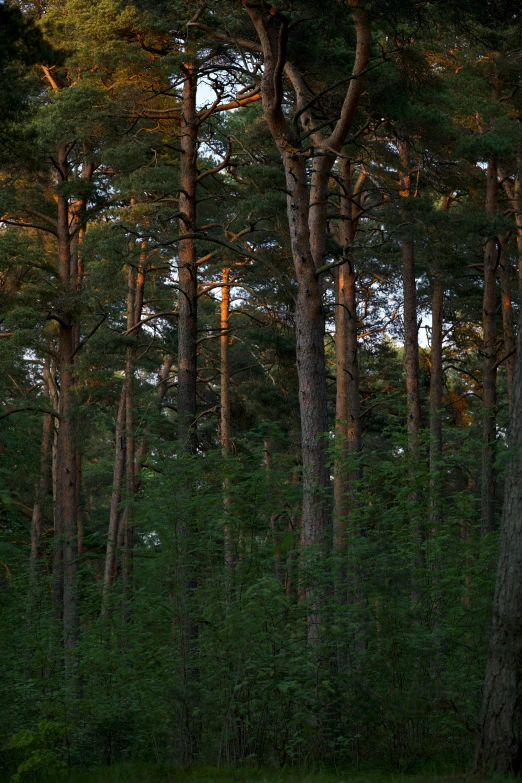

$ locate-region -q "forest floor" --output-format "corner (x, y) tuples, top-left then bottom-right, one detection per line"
(32, 764), (514, 782)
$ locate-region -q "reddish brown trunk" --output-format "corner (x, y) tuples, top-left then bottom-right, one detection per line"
(221, 268), (234, 581)
(481, 160), (498, 535)
(178, 64), (198, 451)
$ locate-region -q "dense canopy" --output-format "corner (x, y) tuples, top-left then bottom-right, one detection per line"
(1, 0), (522, 779)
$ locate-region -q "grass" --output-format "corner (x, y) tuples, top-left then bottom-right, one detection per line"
(31, 763), (513, 783)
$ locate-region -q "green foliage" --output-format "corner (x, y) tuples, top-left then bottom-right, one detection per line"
(9, 721), (67, 782)
(0, 0), (519, 778)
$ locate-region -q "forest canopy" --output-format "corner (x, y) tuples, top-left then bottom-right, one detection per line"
(1, 0), (522, 779)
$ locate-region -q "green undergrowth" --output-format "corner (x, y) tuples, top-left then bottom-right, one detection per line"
(20, 762), (513, 783)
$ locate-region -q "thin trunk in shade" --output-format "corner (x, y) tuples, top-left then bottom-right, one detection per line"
(481, 159), (498, 535)
(398, 143), (421, 454)
(429, 274), (444, 529)
(101, 382), (126, 615)
(30, 362), (53, 577)
(398, 142), (422, 593)
(134, 354), (174, 485)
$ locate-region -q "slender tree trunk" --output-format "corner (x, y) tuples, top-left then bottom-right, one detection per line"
(46, 358), (61, 609)
(134, 354), (173, 483)
(285, 461), (301, 599)
(101, 390), (126, 615)
(221, 268), (234, 582)
(501, 163), (522, 287)
(481, 159), (498, 535)
(178, 63), (198, 450)
(55, 146), (79, 685)
(30, 365), (53, 576)
(429, 274), (444, 527)
(122, 264), (138, 590)
(69, 160), (92, 568)
(399, 143), (421, 453)
(499, 240), (515, 408)
(475, 304), (522, 775)
(76, 454), (83, 559)
(398, 144), (422, 590)
(334, 159), (363, 551)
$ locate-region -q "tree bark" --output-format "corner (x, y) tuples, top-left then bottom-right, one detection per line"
(221, 267), (234, 582)
(54, 145), (80, 684)
(398, 143), (421, 453)
(499, 240), (515, 409)
(30, 362), (53, 576)
(244, 0), (371, 644)
(501, 162), (522, 287)
(429, 274), (444, 528)
(101, 387), (126, 615)
(178, 63), (198, 451)
(475, 303), (522, 775)
(481, 159), (498, 535)
(334, 159), (363, 551)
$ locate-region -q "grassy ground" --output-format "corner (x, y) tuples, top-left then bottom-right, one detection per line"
(31, 763), (513, 783)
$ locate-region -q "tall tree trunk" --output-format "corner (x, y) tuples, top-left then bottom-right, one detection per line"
(101, 250), (146, 612)
(46, 358), (61, 609)
(399, 143), (421, 453)
(178, 63), (198, 451)
(481, 160), (498, 535)
(499, 240), (515, 409)
(122, 263), (138, 590)
(429, 274), (444, 528)
(501, 162), (522, 287)
(177, 62), (200, 758)
(30, 363), (53, 577)
(285, 149), (331, 644)
(101, 388), (126, 615)
(55, 146), (79, 685)
(244, 0), (371, 645)
(221, 267), (234, 583)
(398, 143), (422, 590)
(475, 304), (522, 775)
(334, 159), (363, 551)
